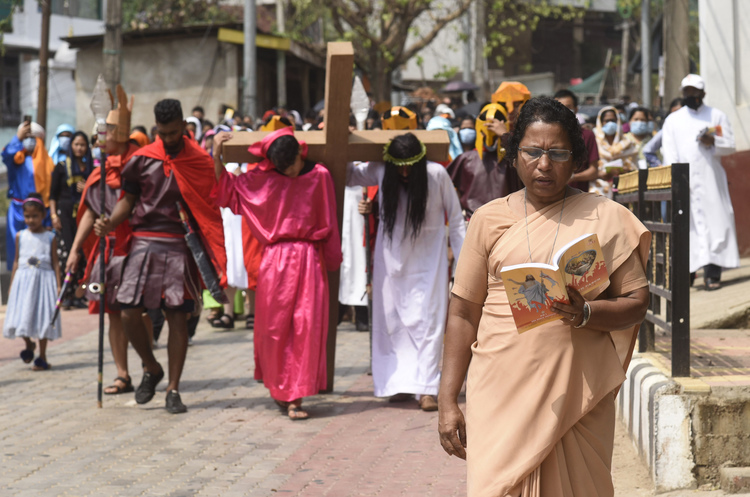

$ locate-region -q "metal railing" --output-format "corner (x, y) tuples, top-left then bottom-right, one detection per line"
(613, 164), (691, 377)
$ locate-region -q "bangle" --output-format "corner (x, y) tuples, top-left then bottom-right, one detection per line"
(574, 302), (591, 329)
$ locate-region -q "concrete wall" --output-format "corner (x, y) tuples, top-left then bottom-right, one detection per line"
(75, 37), (239, 133)
(698, 0), (750, 152)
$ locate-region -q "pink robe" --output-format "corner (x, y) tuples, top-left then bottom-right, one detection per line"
(215, 162), (342, 402)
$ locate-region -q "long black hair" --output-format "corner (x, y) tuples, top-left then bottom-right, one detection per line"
(381, 133), (428, 241)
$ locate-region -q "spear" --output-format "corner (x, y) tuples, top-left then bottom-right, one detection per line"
(89, 74), (110, 408)
(49, 272), (73, 329)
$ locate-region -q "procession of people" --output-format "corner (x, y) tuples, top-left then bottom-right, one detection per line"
(0, 62), (741, 495)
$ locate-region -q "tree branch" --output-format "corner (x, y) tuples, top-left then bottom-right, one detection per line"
(400, 0), (472, 63)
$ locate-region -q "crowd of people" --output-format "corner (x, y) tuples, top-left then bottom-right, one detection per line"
(0, 70), (741, 493)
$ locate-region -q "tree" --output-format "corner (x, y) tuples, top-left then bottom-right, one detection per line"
(287, 0), (583, 102)
(122, 0), (239, 31)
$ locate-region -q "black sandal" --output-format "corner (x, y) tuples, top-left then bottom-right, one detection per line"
(210, 314), (234, 329)
(705, 278), (721, 291)
(245, 314), (255, 329)
(104, 376), (135, 395)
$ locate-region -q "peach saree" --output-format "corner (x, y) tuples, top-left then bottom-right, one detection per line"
(452, 191), (650, 497)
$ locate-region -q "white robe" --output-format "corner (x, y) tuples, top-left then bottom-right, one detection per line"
(661, 104), (739, 273)
(338, 185), (368, 306)
(223, 163), (249, 289)
(347, 161), (466, 397)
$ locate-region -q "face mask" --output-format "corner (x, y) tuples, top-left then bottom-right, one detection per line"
(619, 113), (627, 123)
(22, 137), (36, 152)
(459, 128), (477, 145)
(647, 121), (655, 133)
(630, 121), (650, 136)
(92, 147), (102, 161)
(602, 121), (618, 136)
(684, 95), (702, 110)
(57, 136), (71, 151)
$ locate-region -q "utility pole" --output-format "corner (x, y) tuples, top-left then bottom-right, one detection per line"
(663, 0), (689, 103)
(619, 20), (630, 99)
(462, 11), (471, 84)
(37, 0), (51, 130)
(243, 0), (257, 120)
(103, 0), (122, 97)
(641, 0), (652, 107)
(276, 0), (286, 108)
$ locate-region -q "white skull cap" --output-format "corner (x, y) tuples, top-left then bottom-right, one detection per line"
(680, 74), (705, 91)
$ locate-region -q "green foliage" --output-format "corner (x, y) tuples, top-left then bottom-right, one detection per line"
(122, 0), (238, 31)
(433, 65), (460, 80)
(0, 0), (24, 55)
(486, 0), (585, 68)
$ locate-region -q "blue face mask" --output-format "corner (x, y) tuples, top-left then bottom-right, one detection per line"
(57, 136), (71, 151)
(22, 137), (36, 152)
(630, 121), (650, 136)
(459, 128), (477, 145)
(601, 121), (618, 136)
(92, 147), (102, 161)
(647, 121), (655, 133)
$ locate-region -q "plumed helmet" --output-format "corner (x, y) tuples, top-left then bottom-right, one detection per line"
(475, 103), (508, 159)
(105, 85), (134, 143)
(491, 81), (531, 117)
(260, 115), (294, 132)
(381, 106), (417, 130)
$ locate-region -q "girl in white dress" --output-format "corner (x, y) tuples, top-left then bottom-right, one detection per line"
(3, 193), (61, 370)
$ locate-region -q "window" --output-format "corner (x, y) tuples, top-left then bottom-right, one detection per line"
(1, 55), (21, 128)
(51, 0), (102, 20)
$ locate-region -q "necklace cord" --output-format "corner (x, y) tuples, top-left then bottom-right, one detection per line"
(524, 188), (568, 265)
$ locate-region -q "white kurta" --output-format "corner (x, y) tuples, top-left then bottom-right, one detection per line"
(347, 161), (466, 397)
(338, 185), (368, 306)
(661, 104), (739, 273)
(223, 163), (249, 289)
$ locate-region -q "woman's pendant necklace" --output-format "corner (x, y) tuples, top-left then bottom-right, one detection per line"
(524, 187), (567, 264)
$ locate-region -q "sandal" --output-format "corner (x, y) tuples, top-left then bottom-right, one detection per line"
(209, 314), (234, 329)
(287, 404), (309, 420)
(705, 278), (721, 291)
(245, 314), (255, 329)
(104, 376), (135, 395)
(32, 358), (51, 371)
(419, 395), (438, 412)
(20, 342), (36, 364)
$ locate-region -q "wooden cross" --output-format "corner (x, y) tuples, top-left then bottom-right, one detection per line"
(223, 42), (450, 392)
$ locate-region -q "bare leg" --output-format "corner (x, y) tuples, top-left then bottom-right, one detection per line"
(223, 287), (237, 316)
(38, 339), (48, 362)
(121, 307), (161, 374)
(142, 311), (154, 347)
(104, 312), (130, 393)
(164, 309), (188, 392)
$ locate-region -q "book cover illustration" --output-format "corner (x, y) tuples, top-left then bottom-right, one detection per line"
(501, 233), (608, 333)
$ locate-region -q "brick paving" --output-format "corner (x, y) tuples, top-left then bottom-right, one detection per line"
(2, 256), (749, 497)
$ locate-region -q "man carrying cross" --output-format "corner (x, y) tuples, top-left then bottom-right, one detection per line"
(212, 127), (342, 420)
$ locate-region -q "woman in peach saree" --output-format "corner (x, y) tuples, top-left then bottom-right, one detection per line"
(438, 97), (651, 497)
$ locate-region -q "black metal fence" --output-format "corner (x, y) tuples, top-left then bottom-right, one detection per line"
(613, 164), (691, 377)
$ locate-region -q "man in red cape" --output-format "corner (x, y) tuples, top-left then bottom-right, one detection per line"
(67, 85), (139, 396)
(96, 99), (226, 414)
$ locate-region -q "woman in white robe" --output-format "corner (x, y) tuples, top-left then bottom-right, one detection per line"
(347, 133), (465, 410)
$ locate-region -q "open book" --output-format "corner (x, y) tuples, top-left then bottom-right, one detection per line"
(500, 233), (609, 333)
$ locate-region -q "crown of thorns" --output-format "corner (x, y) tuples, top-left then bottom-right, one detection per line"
(383, 141), (427, 167)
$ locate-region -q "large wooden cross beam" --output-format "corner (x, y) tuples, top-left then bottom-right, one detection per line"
(223, 42), (450, 392)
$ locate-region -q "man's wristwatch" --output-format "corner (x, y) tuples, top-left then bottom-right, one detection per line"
(574, 302), (592, 329)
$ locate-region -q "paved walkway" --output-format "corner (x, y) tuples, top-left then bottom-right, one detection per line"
(1, 252), (748, 497)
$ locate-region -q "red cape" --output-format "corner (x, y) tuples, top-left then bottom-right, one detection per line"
(77, 142), (139, 269)
(134, 137), (228, 288)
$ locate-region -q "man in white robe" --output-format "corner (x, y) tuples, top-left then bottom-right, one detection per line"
(347, 133), (465, 411)
(338, 184), (369, 330)
(662, 74), (739, 290)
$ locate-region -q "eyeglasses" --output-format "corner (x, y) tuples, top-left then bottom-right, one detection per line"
(519, 146), (572, 162)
